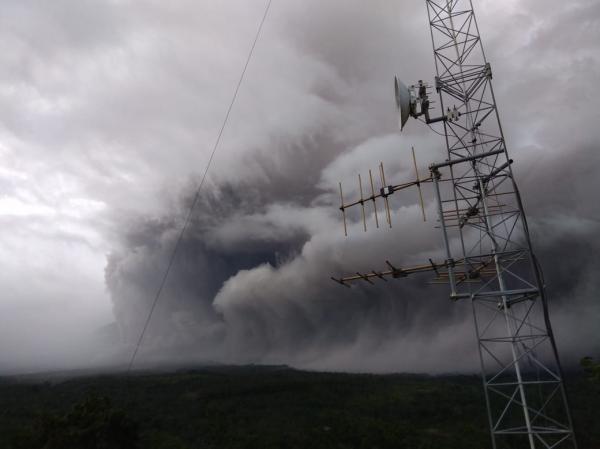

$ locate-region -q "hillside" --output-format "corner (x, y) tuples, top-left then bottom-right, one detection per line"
(1, 366), (597, 449)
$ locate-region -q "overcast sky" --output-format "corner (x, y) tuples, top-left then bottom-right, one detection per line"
(0, 0), (598, 374)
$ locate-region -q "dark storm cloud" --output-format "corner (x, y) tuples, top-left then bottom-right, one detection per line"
(1, 0), (598, 373)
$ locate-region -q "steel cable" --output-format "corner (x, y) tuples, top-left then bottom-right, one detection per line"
(127, 0), (274, 373)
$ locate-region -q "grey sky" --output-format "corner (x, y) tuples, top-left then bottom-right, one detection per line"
(0, 0), (598, 374)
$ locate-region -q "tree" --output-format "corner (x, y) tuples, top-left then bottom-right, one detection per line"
(581, 357), (600, 383)
(34, 392), (139, 449)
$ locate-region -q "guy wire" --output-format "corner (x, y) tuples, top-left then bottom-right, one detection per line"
(127, 0), (274, 374)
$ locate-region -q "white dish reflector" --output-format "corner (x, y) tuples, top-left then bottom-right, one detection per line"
(394, 76), (411, 131)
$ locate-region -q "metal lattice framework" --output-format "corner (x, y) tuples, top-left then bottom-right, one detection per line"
(332, 1), (577, 448)
(427, 1), (576, 447)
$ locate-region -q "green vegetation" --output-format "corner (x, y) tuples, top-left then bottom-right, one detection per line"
(0, 365), (597, 449)
(6, 392), (139, 449)
(581, 357), (600, 383)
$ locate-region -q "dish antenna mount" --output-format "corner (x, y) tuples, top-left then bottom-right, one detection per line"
(395, 76), (459, 130)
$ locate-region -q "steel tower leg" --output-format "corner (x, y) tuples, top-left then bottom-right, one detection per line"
(424, 1), (577, 447)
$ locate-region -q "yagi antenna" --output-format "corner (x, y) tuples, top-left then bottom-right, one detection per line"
(379, 162), (392, 228)
(369, 169), (379, 228)
(412, 147), (426, 222)
(336, 148), (432, 236)
(358, 174), (367, 232)
(338, 182), (347, 237)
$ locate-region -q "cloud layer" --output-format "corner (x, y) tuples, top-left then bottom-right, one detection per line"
(1, 0), (598, 373)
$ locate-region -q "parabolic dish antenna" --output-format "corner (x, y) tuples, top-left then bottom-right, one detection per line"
(394, 76), (411, 131)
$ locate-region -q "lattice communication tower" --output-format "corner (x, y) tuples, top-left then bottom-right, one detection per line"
(331, 1), (577, 448)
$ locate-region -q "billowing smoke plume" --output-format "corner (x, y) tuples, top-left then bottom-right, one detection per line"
(105, 141), (600, 372)
(104, 0), (600, 372)
(1, 0), (597, 374)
